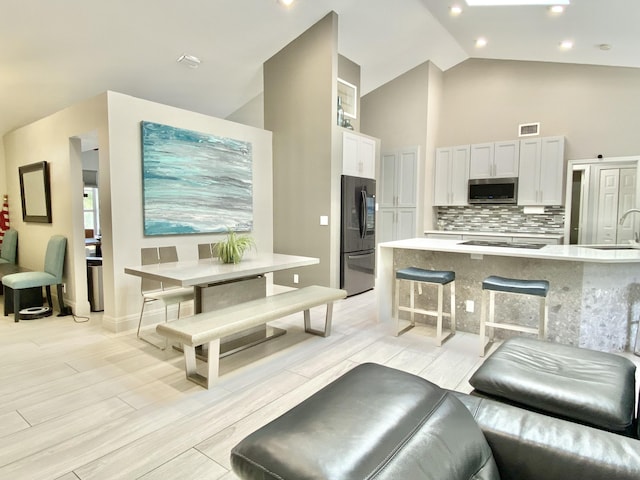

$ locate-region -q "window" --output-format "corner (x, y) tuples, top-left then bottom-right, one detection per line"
(83, 187), (100, 234)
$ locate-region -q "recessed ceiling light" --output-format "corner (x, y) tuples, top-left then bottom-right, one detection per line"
(475, 37), (488, 48)
(177, 54), (202, 68)
(549, 5), (565, 13)
(277, 0), (295, 6)
(559, 40), (574, 50)
(466, 0), (569, 5)
(450, 5), (463, 15)
(599, 43), (612, 51)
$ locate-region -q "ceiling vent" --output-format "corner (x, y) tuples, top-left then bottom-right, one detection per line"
(519, 122), (540, 137)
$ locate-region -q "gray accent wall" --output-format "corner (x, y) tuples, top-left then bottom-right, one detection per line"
(361, 61), (442, 235)
(264, 12), (339, 288)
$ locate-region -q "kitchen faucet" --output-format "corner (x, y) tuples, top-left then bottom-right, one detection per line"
(618, 208), (640, 244)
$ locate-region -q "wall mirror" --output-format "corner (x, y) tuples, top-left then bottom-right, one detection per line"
(19, 161), (52, 223)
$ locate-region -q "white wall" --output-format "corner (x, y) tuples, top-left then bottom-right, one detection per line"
(438, 59), (640, 159)
(226, 93), (264, 129)
(0, 141), (7, 197)
(104, 92), (273, 331)
(2, 93), (109, 314)
(2, 91), (273, 332)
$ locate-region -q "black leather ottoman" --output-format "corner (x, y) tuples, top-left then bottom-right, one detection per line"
(231, 363), (499, 480)
(469, 337), (638, 436)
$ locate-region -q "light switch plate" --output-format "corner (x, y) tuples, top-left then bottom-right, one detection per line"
(320, 215), (329, 225)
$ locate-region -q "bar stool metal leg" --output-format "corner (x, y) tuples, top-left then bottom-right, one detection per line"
(394, 268), (456, 345)
(450, 281), (456, 334)
(479, 289), (488, 356)
(479, 276), (550, 357)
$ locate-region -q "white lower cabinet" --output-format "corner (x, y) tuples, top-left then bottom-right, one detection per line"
(379, 208), (416, 243)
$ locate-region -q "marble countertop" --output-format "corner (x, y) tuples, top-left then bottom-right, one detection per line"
(424, 230), (564, 239)
(379, 238), (640, 263)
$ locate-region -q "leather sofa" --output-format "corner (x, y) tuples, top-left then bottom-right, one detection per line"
(231, 363), (640, 480)
(468, 337), (639, 438)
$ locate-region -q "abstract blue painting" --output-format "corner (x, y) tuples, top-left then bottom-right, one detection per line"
(141, 121), (253, 236)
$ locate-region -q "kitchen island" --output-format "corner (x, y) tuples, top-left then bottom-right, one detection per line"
(378, 238), (640, 352)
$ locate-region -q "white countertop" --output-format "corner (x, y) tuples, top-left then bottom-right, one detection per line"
(380, 238), (640, 263)
(424, 230), (564, 240)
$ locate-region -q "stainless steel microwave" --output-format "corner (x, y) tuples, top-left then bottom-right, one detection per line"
(468, 178), (518, 204)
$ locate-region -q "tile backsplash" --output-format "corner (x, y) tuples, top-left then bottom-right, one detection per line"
(436, 205), (565, 234)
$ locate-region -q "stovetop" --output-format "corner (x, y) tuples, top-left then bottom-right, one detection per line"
(459, 240), (546, 250)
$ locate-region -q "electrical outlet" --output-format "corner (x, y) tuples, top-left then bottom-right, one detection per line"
(465, 300), (474, 313)
(293, 274), (299, 284)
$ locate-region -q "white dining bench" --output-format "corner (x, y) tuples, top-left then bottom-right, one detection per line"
(156, 285), (347, 388)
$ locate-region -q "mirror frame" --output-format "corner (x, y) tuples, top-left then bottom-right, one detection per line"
(19, 161), (52, 223)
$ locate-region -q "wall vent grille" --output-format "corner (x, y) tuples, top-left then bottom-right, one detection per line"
(519, 122), (540, 137)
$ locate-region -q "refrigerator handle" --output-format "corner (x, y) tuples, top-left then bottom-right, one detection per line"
(360, 190), (367, 239)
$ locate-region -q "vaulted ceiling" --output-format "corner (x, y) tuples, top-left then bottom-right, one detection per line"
(2, 0), (638, 138)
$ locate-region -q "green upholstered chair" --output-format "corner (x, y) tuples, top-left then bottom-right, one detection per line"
(0, 228), (18, 264)
(2, 235), (67, 321)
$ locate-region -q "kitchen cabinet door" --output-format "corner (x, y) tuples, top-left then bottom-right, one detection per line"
(342, 131), (376, 179)
(518, 136), (565, 206)
(538, 136), (565, 205)
(469, 143), (494, 179)
(379, 147), (418, 241)
(377, 208), (396, 243)
(434, 145), (469, 205)
(494, 140), (519, 177)
(470, 141), (519, 179)
(397, 209), (416, 240)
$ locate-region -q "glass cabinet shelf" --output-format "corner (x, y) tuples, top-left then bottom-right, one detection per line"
(337, 78), (357, 119)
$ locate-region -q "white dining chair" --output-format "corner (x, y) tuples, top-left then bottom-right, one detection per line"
(137, 246), (194, 350)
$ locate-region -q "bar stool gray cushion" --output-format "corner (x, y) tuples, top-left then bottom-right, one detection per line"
(469, 337), (637, 434)
(396, 267), (455, 284)
(482, 275), (549, 297)
(231, 363), (499, 480)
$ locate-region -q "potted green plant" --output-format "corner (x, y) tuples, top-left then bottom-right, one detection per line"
(215, 229), (255, 264)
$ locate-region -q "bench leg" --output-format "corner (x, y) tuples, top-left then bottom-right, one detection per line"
(183, 340), (221, 389)
(304, 302), (334, 337)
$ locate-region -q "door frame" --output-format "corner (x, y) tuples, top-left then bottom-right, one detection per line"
(564, 155), (640, 244)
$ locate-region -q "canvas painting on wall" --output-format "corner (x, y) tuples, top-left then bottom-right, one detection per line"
(141, 121), (253, 235)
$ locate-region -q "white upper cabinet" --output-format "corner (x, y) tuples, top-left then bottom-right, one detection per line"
(469, 141), (519, 179)
(342, 131), (376, 179)
(434, 145), (470, 206)
(518, 136), (565, 206)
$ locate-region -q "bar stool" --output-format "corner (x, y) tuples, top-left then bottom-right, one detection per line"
(479, 275), (549, 356)
(394, 267), (455, 346)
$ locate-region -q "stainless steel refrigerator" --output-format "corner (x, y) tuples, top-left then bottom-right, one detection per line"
(340, 175), (376, 296)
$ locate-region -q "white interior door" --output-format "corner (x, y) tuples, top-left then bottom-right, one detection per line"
(617, 168), (637, 243)
(595, 167), (637, 244)
(595, 169), (620, 244)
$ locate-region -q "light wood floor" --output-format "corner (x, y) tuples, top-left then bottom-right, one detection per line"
(1, 290), (638, 480)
